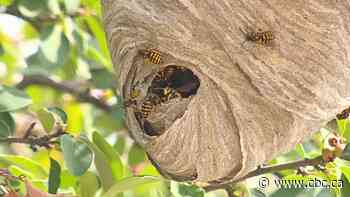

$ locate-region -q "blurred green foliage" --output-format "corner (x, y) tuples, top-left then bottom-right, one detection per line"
(1, 0), (350, 197)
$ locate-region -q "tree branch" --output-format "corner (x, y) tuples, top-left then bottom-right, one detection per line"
(17, 74), (112, 112)
(0, 123), (67, 150)
(205, 156), (324, 191)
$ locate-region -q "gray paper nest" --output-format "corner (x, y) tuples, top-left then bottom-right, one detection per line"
(102, 0), (350, 184)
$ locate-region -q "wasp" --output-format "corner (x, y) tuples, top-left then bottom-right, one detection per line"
(124, 89), (141, 107)
(153, 65), (186, 82)
(161, 87), (181, 102)
(139, 48), (162, 64)
(241, 28), (275, 45)
(139, 94), (162, 119)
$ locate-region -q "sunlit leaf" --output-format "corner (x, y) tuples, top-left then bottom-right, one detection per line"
(84, 16), (112, 70)
(60, 135), (93, 176)
(80, 171), (99, 197)
(40, 25), (69, 64)
(64, 0), (81, 13)
(47, 0), (61, 15)
(60, 170), (77, 190)
(21, 22), (39, 40)
(37, 108), (55, 133)
(103, 176), (163, 197)
(85, 46), (112, 71)
(0, 86), (32, 112)
(48, 158), (61, 194)
(25, 85), (58, 111)
(0, 112), (14, 138)
(65, 103), (84, 134)
(93, 132), (124, 180)
(295, 144), (306, 159)
(0, 154), (48, 179)
(0, 0), (14, 7)
(81, 0), (101, 16)
(139, 164), (160, 177)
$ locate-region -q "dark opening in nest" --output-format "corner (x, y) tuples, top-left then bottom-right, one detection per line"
(150, 65), (200, 98)
(135, 65), (200, 137)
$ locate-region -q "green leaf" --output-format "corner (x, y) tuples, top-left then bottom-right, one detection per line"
(90, 68), (115, 89)
(341, 143), (350, 161)
(65, 103), (84, 134)
(48, 107), (68, 124)
(48, 0), (61, 15)
(0, 0), (14, 6)
(85, 46), (113, 71)
(114, 136), (126, 155)
(0, 86), (32, 112)
(60, 170), (77, 189)
(37, 108), (55, 133)
(170, 182), (204, 197)
(26, 49), (58, 72)
(79, 136), (115, 190)
(103, 176), (163, 197)
(295, 144), (306, 159)
(341, 173), (350, 197)
(48, 158), (61, 194)
(40, 25), (70, 64)
(64, 0), (81, 13)
(61, 135), (93, 176)
(80, 171), (99, 197)
(0, 154), (48, 179)
(128, 143), (146, 165)
(249, 189), (266, 197)
(0, 120), (11, 139)
(92, 132), (124, 180)
(21, 22), (39, 40)
(0, 112), (15, 138)
(18, 0), (48, 18)
(84, 16), (112, 70)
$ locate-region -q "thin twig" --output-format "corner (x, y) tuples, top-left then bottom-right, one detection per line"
(23, 122), (36, 139)
(17, 74), (112, 112)
(205, 156), (324, 191)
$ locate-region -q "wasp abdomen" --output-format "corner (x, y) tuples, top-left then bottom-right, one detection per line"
(139, 49), (162, 64)
(247, 30), (275, 45)
(141, 100), (154, 119)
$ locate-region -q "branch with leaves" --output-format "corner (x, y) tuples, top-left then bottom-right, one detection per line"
(0, 122), (66, 151)
(17, 75), (112, 112)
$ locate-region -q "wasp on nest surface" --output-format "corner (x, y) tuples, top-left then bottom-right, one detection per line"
(240, 27), (275, 46)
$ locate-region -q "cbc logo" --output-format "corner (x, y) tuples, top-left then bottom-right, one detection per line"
(259, 177), (269, 189)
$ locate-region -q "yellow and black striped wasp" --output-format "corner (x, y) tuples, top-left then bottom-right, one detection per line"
(240, 28), (275, 46)
(139, 48), (163, 64)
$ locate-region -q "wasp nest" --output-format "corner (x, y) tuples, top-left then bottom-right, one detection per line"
(103, 0), (350, 185)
